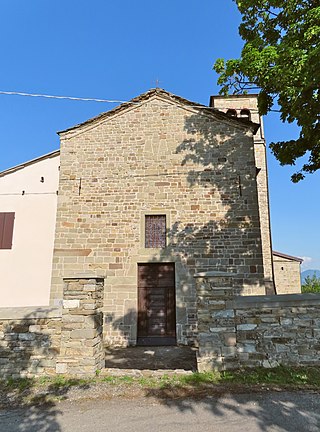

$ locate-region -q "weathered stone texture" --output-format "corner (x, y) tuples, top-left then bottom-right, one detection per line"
(56, 278), (105, 376)
(196, 274), (320, 371)
(211, 95), (274, 293)
(273, 254), (302, 294)
(0, 279), (105, 378)
(0, 317), (61, 378)
(51, 90), (266, 346)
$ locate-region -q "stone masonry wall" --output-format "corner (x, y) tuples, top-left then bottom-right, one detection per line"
(56, 278), (105, 375)
(273, 255), (302, 294)
(211, 95), (274, 293)
(0, 278), (105, 378)
(196, 273), (320, 371)
(0, 308), (61, 378)
(51, 90), (266, 347)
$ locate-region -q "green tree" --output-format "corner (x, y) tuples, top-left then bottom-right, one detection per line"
(301, 273), (320, 293)
(214, 1), (320, 182)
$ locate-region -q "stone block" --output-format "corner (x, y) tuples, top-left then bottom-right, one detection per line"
(262, 359), (279, 368)
(208, 300), (226, 307)
(63, 300), (80, 309)
(83, 304), (96, 310)
(275, 344), (289, 353)
(280, 318), (293, 325)
(237, 324), (257, 331)
(241, 343), (257, 353)
(56, 363), (67, 374)
(18, 333), (35, 341)
(83, 284), (97, 291)
(28, 325), (41, 333)
(260, 317), (278, 323)
(221, 347), (237, 357)
(210, 326), (236, 333)
(62, 315), (85, 323)
(70, 328), (97, 339)
(223, 333), (237, 346)
(198, 342), (221, 354)
(80, 357), (99, 366)
(211, 309), (235, 319)
(238, 352), (249, 361)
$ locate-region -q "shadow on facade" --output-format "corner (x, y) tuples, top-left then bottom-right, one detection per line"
(106, 110), (266, 349)
(165, 112), (265, 285)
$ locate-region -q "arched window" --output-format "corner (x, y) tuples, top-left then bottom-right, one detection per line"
(226, 109), (237, 117)
(240, 109), (251, 120)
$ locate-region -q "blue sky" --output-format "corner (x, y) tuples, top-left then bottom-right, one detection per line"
(0, 0), (319, 270)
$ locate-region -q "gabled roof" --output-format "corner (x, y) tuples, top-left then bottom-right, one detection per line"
(273, 250), (303, 263)
(0, 150), (60, 178)
(58, 88), (260, 135)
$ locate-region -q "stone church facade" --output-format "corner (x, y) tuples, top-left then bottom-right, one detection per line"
(50, 88), (273, 347)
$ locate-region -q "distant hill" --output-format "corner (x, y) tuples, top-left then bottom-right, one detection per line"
(301, 269), (320, 283)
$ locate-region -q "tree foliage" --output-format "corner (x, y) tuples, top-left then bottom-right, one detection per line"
(214, 1), (320, 182)
(301, 273), (320, 293)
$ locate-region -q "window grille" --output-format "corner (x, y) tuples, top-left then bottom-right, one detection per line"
(145, 215), (166, 248)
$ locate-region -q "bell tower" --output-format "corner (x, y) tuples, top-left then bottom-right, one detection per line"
(210, 94), (275, 294)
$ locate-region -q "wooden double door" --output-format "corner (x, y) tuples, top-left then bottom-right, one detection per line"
(137, 263), (176, 346)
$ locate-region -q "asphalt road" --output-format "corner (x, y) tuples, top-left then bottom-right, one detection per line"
(0, 391), (319, 432)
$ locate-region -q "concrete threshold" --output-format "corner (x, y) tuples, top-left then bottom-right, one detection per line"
(102, 368), (194, 377)
(105, 346), (198, 372)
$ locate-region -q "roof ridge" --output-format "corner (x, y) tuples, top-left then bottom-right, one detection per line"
(58, 88), (260, 135)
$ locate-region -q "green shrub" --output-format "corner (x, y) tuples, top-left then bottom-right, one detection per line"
(302, 274), (320, 293)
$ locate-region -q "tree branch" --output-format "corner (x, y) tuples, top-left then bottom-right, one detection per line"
(262, 8), (279, 18)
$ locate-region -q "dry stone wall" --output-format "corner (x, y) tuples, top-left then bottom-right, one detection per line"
(0, 308), (61, 378)
(0, 278), (105, 378)
(196, 273), (320, 371)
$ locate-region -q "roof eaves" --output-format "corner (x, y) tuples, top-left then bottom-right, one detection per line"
(0, 149), (60, 178)
(272, 250), (303, 263)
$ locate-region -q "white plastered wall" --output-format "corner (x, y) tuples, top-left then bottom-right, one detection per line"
(0, 153), (60, 307)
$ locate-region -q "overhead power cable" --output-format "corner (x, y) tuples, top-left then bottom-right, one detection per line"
(0, 90), (128, 104)
(0, 89), (260, 112)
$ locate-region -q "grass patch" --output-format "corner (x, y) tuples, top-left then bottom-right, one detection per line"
(1, 366), (320, 402)
(101, 376), (116, 384)
(133, 367), (320, 389)
(118, 376), (135, 384)
(101, 375), (135, 385)
(2, 377), (35, 391)
(47, 376), (92, 388)
(221, 366), (320, 387)
(100, 367), (320, 389)
(178, 371), (221, 385)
